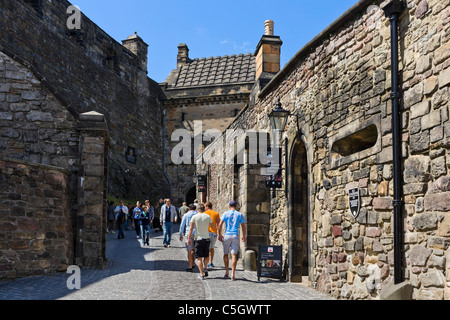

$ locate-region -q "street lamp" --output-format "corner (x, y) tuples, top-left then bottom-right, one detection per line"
(268, 98), (290, 133)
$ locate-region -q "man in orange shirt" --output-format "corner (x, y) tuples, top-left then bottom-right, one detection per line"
(205, 201), (220, 269)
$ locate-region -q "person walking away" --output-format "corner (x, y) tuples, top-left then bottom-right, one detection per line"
(140, 202), (153, 246)
(218, 201), (246, 280)
(107, 201), (116, 234)
(114, 200), (129, 237)
(133, 201), (142, 239)
(193, 199), (199, 211)
(125, 203), (132, 230)
(179, 202), (189, 218)
(179, 204), (197, 271)
(187, 203), (214, 280)
(160, 198), (178, 247)
(204, 201), (220, 269)
(153, 202), (162, 231)
(115, 203), (127, 239)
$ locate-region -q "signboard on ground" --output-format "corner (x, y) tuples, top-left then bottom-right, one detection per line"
(257, 244), (283, 281)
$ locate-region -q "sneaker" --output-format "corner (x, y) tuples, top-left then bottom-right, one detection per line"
(204, 270), (208, 277)
(164, 244), (168, 248)
(111, 231), (116, 234)
(211, 263), (215, 267)
(223, 274), (230, 279)
(207, 263), (212, 269)
(186, 268), (193, 272)
(197, 275), (204, 280)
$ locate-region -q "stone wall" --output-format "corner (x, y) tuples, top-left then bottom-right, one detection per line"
(202, 0), (450, 300)
(0, 0), (170, 275)
(0, 158), (72, 280)
(0, 0), (169, 200)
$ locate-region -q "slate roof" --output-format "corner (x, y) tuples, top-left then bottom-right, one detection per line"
(167, 53), (256, 88)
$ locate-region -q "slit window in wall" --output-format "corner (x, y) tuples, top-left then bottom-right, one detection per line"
(106, 48), (116, 70)
(23, 0), (43, 15)
(24, 0), (42, 9)
(332, 124), (378, 157)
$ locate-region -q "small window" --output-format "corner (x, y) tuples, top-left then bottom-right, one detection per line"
(23, 0), (42, 15)
(24, 0), (41, 8)
(106, 48), (115, 70)
(332, 124), (378, 157)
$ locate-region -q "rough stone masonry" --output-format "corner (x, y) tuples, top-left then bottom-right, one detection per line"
(202, 0), (450, 300)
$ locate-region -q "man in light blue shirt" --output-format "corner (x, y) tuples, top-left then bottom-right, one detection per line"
(179, 204), (197, 271)
(218, 201), (246, 280)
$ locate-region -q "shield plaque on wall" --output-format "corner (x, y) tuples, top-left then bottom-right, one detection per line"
(348, 187), (360, 219)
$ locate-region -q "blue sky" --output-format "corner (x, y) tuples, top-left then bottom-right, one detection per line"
(73, 0), (359, 83)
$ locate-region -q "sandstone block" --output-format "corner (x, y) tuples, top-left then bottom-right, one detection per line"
(434, 42), (450, 65)
(439, 67), (450, 88)
(421, 109), (441, 130)
(26, 111), (53, 122)
(424, 192), (450, 211)
(409, 245), (432, 266)
(373, 197), (393, 210)
(404, 155), (430, 183)
(412, 212), (438, 231)
(410, 100), (430, 119)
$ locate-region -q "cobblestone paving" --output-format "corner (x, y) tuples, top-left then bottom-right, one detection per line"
(0, 226), (332, 300)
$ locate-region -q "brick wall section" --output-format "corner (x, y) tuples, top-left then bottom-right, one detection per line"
(203, 0), (450, 300)
(0, 158), (72, 280)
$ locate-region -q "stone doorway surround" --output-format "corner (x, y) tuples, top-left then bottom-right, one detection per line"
(287, 136), (311, 283)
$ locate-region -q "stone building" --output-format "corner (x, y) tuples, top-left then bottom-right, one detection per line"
(0, 0), (169, 278)
(160, 44), (258, 204)
(199, 0), (450, 300)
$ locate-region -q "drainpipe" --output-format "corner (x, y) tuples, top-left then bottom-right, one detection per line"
(162, 106), (172, 198)
(382, 0), (405, 285)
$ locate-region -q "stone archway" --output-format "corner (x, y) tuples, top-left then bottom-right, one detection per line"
(288, 137), (309, 283)
(185, 185), (197, 206)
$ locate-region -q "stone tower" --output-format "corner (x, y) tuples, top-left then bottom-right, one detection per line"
(122, 32), (149, 73)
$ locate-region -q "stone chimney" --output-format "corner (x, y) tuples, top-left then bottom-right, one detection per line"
(122, 32), (149, 73)
(177, 43), (190, 68)
(255, 20), (283, 87)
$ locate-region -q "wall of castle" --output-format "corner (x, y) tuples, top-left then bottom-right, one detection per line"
(0, 0), (169, 201)
(0, 158), (72, 280)
(203, 0), (450, 300)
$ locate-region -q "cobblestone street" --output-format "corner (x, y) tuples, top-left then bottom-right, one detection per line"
(0, 226), (332, 301)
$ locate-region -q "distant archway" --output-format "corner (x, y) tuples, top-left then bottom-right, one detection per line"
(185, 185), (197, 206)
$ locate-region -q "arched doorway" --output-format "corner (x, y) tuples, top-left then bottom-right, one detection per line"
(288, 137), (309, 282)
(185, 185), (197, 206)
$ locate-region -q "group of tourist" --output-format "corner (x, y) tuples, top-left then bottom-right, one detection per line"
(107, 198), (246, 281)
(179, 200), (246, 281)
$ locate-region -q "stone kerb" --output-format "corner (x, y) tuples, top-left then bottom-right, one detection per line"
(75, 111), (109, 268)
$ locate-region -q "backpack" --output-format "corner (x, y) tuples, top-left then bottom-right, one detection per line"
(117, 211), (125, 224)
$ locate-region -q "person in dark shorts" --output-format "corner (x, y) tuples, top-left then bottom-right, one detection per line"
(187, 203), (214, 280)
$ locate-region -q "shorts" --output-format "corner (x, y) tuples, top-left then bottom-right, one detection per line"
(185, 235), (195, 250)
(223, 234), (240, 255)
(194, 238), (210, 258)
(209, 232), (217, 249)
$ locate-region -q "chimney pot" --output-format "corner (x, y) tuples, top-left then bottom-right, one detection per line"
(265, 20), (274, 36)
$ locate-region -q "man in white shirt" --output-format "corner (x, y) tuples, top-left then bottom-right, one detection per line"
(188, 203), (214, 280)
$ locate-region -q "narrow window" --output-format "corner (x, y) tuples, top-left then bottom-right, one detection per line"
(331, 124), (378, 157)
(23, 0), (43, 15)
(106, 48), (115, 70)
